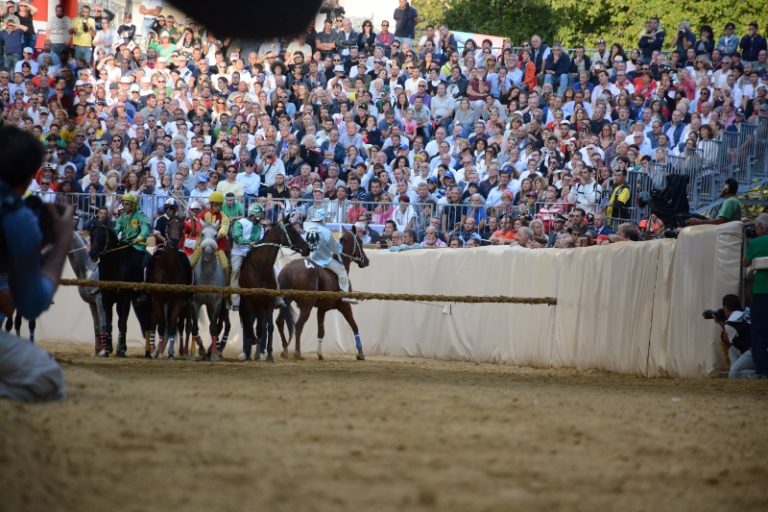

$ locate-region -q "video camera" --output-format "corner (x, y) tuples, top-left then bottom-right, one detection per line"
(702, 308), (726, 322)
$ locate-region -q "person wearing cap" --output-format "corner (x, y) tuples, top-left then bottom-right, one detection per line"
(304, 209), (356, 302)
(189, 190), (230, 282)
(69, 4), (96, 63)
(546, 212), (568, 247)
(114, 193), (151, 257)
(222, 191), (244, 221)
(189, 173), (213, 204)
(230, 203), (266, 311)
(182, 200), (204, 257)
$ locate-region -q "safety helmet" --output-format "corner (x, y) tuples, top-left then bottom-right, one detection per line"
(310, 209), (327, 223)
(121, 193), (138, 204)
(189, 200), (203, 211)
(248, 203), (265, 219)
(208, 191), (224, 204)
(164, 197), (178, 209)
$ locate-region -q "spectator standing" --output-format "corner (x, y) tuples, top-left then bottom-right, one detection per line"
(140, 0), (164, 37)
(47, 4), (71, 57)
(69, 4), (96, 64)
(638, 17), (665, 62)
(744, 213), (768, 378)
(393, 0), (418, 48)
(740, 22), (768, 64)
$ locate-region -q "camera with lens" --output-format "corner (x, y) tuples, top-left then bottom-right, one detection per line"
(702, 308), (726, 322)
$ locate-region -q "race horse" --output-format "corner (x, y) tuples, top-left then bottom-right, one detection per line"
(88, 222), (152, 357)
(186, 224), (231, 361)
(276, 228), (369, 360)
(69, 231), (107, 355)
(148, 217), (193, 359)
(238, 219), (309, 361)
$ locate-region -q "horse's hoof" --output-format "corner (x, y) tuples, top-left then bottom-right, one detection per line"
(167, 354), (175, 360)
(266, 354), (275, 363)
(356, 354), (365, 361)
(281, 350), (289, 360)
(318, 354), (324, 361)
(293, 352), (304, 361)
(116, 350), (126, 358)
(99, 350), (109, 358)
(144, 351), (151, 359)
(211, 354), (221, 362)
(237, 352), (250, 362)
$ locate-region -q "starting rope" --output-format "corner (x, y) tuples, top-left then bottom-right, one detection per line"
(59, 279), (557, 306)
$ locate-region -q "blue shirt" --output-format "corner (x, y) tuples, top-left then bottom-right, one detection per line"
(0, 206), (55, 322)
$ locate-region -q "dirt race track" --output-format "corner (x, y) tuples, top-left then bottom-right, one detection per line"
(1, 341), (767, 512)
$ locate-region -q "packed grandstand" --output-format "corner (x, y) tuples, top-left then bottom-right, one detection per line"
(2, 1), (766, 250)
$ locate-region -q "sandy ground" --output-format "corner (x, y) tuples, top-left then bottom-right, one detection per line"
(1, 341), (767, 512)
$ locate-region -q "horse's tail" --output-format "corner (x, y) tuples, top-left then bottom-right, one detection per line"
(282, 299), (295, 343)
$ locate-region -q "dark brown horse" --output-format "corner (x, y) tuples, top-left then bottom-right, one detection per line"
(238, 219), (310, 361)
(276, 228), (369, 360)
(148, 217), (193, 359)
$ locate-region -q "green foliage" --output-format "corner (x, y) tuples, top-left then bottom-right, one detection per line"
(412, 0), (768, 49)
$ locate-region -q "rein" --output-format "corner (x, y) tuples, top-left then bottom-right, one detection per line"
(340, 232), (366, 264)
(249, 221), (301, 255)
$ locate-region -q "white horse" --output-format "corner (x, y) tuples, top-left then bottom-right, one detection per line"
(69, 232), (107, 355)
(188, 224), (230, 361)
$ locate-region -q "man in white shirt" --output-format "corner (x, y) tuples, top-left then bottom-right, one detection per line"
(47, 4), (71, 56)
(236, 159), (262, 199)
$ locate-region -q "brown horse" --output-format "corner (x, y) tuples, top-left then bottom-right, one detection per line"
(276, 228), (369, 360)
(238, 219), (310, 361)
(148, 217), (193, 359)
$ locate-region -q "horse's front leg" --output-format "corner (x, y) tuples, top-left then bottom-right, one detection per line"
(314, 309), (326, 361)
(338, 303), (364, 361)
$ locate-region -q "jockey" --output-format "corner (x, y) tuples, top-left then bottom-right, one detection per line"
(115, 193), (150, 258)
(305, 209), (356, 304)
(114, 194), (151, 298)
(230, 203), (265, 312)
(183, 200), (204, 258)
(152, 198), (182, 248)
(146, 197), (192, 285)
(189, 191), (230, 282)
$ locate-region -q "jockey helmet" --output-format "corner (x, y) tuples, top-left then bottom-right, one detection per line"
(208, 191), (224, 204)
(164, 198), (178, 209)
(121, 193), (138, 204)
(189, 200), (203, 211)
(248, 203), (265, 220)
(310, 209), (327, 223)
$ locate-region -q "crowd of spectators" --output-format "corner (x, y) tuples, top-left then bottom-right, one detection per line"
(1, 1), (765, 251)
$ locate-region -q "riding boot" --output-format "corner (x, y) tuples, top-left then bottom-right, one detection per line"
(103, 332), (113, 355)
(117, 333), (127, 357)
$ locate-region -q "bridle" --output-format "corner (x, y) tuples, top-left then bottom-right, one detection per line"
(92, 222), (134, 257)
(340, 230), (367, 266)
(250, 219), (303, 254)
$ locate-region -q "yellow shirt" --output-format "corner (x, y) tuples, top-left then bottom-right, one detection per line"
(71, 16), (96, 47)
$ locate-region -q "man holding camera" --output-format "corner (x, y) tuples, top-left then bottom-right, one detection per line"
(0, 126), (72, 402)
(705, 295), (753, 378)
(744, 213), (768, 378)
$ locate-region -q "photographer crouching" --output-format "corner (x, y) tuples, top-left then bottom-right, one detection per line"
(704, 295), (753, 378)
(0, 126), (74, 401)
(744, 213), (768, 378)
